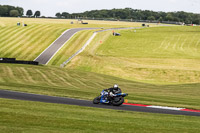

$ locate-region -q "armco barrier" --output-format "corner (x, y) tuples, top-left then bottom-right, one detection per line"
(0, 58), (16, 61)
(0, 58), (39, 65)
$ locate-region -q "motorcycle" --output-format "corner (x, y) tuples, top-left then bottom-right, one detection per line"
(93, 90), (128, 106)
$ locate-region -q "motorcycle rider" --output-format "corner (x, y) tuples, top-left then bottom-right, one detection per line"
(104, 84), (122, 101)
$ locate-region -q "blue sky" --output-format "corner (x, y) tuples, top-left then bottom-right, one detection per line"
(1, 0), (200, 17)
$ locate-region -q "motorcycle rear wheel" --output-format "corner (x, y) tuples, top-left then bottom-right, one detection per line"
(112, 97), (124, 106)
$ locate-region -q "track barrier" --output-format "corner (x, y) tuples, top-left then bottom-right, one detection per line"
(0, 58), (39, 65)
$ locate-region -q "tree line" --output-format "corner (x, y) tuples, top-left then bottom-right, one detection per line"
(56, 8), (200, 24)
(26, 10), (41, 18)
(1, 5), (200, 24)
(0, 5), (23, 17)
(0, 5), (41, 18)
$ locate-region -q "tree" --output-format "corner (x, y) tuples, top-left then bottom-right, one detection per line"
(147, 16), (155, 21)
(9, 10), (19, 17)
(61, 12), (69, 18)
(16, 7), (24, 16)
(0, 6), (8, 16)
(55, 12), (61, 18)
(166, 13), (173, 21)
(158, 17), (163, 22)
(173, 17), (180, 22)
(26, 10), (33, 17)
(34, 11), (41, 18)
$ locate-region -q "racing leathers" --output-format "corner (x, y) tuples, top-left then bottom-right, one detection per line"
(104, 87), (122, 101)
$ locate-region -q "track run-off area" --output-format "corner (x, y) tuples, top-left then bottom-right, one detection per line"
(0, 90), (200, 117)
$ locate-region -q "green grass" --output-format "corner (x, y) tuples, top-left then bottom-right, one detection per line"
(0, 18), (68, 60)
(66, 26), (200, 84)
(97, 26), (200, 58)
(1, 98), (200, 133)
(1, 18), (200, 131)
(0, 63), (200, 110)
(0, 17), (142, 61)
(1, 18), (200, 108)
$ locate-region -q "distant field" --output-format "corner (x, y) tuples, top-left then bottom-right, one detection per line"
(1, 98), (200, 133)
(0, 63), (200, 110)
(0, 18), (67, 60)
(0, 17), (143, 61)
(66, 26), (200, 84)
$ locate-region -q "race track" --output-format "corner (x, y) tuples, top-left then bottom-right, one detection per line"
(34, 27), (139, 65)
(34, 28), (98, 65)
(0, 90), (199, 117)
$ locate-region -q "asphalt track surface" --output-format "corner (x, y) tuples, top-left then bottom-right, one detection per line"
(0, 90), (200, 117)
(34, 28), (98, 65)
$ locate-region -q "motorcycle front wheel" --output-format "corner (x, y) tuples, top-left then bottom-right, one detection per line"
(93, 96), (100, 104)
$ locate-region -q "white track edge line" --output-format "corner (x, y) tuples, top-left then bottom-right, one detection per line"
(147, 105), (185, 111)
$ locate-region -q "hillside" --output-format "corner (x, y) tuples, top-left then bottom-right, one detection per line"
(0, 18), (200, 109)
(0, 63), (200, 110)
(66, 26), (200, 84)
(0, 17), (200, 132)
(0, 17), (141, 61)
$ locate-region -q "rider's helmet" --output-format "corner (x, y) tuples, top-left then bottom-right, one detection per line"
(113, 84), (118, 89)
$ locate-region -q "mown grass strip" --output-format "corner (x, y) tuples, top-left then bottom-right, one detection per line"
(5, 25), (50, 58)
(0, 98), (200, 133)
(10, 25), (54, 59)
(0, 26), (19, 39)
(0, 25), (35, 50)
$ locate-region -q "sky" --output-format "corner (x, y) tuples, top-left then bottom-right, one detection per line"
(1, 0), (200, 17)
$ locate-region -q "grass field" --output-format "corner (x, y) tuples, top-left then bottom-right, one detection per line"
(1, 98), (200, 133)
(1, 18), (200, 109)
(0, 63), (200, 110)
(0, 17), (200, 132)
(66, 26), (200, 84)
(0, 17), (142, 61)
